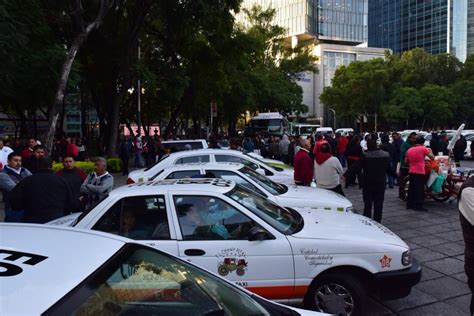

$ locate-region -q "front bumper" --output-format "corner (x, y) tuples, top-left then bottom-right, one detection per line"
(371, 259), (422, 300)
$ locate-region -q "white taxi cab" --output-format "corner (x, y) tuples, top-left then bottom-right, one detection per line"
(0, 223), (324, 315)
(127, 149), (294, 185)
(151, 162), (353, 212)
(49, 179), (421, 315)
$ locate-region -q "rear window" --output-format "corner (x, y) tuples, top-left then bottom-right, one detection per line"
(175, 155), (210, 164)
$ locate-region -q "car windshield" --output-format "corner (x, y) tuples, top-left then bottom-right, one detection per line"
(239, 166), (288, 195)
(226, 185), (303, 235)
(48, 244), (290, 316)
(243, 153), (284, 172)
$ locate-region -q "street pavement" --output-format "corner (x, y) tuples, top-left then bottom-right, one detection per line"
(1, 160), (474, 315)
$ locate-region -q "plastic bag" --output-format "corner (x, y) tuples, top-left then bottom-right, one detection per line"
(427, 171), (438, 187)
(431, 174), (445, 193)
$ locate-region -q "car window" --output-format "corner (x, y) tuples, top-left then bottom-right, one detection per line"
(166, 170), (202, 179)
(209, 170), (266, 196)
(173, 196), (257, 241)
(175, 155), (210, 164)
(92, 195), (171, 240)
(215, 155), (259, 170)
(48, 245), (271, 316)
(239, 166), (287, 195)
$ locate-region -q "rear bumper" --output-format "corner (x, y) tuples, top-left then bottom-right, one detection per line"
(372, 259), (422, 300)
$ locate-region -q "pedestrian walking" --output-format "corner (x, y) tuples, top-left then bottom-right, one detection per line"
(405, 136), (434, 212)
(345, 140), (394, 222)
(399, 132), (417, 200)
(459, 175), (474, 315)
(1, 152), (32, 222)
(56, 156), (87, 210)
(293, 139), (313, 186)
(314, 143), (344, 196)
(10, 157), (76, 223)
(80, 157), (114, 211)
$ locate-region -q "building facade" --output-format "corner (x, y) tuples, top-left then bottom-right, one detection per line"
(369, 0), (474, 62)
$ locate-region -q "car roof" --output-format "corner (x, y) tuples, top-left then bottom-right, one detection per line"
(112, 178), (236, 196)
(161, 162), (245, 172)
(164, 148), (248, 158)
(0, 223), (128, 314)
(162, 139), (207, 144)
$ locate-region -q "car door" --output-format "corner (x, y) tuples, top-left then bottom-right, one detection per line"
(169, 193), (295, 301)
(89, 195), (179, 255)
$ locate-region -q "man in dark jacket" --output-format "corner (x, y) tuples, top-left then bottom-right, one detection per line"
(56, 156), (87, 210)
(459, 176), (474, 314)
(380, 134), (394, 189)
(10, 157), (76, 223)
(438, 133), (449, 155)
(23, 145), (47, 174)
(453, 135), (468, 166)
(345, 140), (394, 222)
(429, 132), (440, 156)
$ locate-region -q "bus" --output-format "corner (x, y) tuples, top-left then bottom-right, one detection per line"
(245, 112), (289, 137)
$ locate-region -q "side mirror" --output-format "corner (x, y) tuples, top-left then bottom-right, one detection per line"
(255, 168), (266, 176)
(248, 226), (273, 241)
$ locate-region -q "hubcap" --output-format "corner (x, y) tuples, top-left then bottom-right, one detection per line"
(314, 283), (355, 315)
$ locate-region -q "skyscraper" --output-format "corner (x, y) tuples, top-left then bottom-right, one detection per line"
(369, 0), (473, 61)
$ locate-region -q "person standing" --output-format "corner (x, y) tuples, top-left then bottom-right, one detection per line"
(119, 137), (130, 175)
(279, 134), (290, 164)
(314, 143), (344, 195)
(10, 157), (76, 223)
(21, 138), (37, 160)
(438, 133), (449, 155)
(0, 139), (13, 169)
(1, 152), (31, 222)
(65, 138), (79, 160)
(335, 132), (348, 168)
(344, 135), (362, 188)
(243, 137), (256, 153)
(429, 132), (440, 156)
(23, 145), (47, 174)
(380, 134), (395, 189)
(399, 132), (417, 200)
(345, 140), (394, 222)
(80, 157), (114, 210)
(454, 135), (467, 167)
(293, 139), (313, 186)
(391, 132), (403, 185)
(459, 175), (474, 315)
(133, 136), (143, 168)
(56, 156), (87, 210)
(405, 136), (434, 212)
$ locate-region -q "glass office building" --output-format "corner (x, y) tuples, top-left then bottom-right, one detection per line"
(369, 0), (472, 61)
(238, 0), (368, 44)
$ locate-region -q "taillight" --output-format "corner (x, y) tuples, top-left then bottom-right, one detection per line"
(127, 177), (135, 184)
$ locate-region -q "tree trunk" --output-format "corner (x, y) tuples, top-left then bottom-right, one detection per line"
(44, 0), (111, 153)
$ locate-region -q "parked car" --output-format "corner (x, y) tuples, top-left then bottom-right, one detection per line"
(1, 223), (323, 315)
(151, 162), (353, 211)
(49, 179), (421, 315)
(335, 128), (354, 136)
(161, 139), (208, 152)
(128, 149), (294, 185)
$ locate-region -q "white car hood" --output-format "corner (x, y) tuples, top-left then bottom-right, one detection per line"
(278, 185), (352, 209)
(292, 208), (407, 248)
(46, 213), (81, 226)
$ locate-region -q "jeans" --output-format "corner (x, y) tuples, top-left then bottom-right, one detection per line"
(4, 208), (24, 222)
(336, 154), (347, 168)
(134, 152), (142, 168)
(362, 186), (386, 223)
(398, 167), (409, 199)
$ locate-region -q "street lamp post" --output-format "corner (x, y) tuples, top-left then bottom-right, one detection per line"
(329, 108), (336, 129)
(137, 42), (142, 137)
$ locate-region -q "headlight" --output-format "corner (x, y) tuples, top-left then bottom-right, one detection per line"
(402, 250), (412, 266)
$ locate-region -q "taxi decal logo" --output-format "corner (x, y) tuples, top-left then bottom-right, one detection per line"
(0, 249), (48, 277)
(300, 248), (333, 267)
(216, 248), (247, 277)
(379, 255), (392, 268)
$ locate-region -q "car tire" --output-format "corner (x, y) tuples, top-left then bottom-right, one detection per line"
(304, 272), (367, 316)
(218, 265), (229, 276)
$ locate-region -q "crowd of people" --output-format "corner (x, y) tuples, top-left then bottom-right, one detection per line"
(0, 138), (113, 224)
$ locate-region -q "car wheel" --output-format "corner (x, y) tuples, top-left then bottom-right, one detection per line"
(236, 267), (245, 276)
(218, 265), (229, 276)
(305, 272), (367, 316)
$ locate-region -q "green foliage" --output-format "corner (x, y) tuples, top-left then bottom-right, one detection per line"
(107, 157), (122, 173)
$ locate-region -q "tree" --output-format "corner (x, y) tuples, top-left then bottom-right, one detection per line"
(381, 87), (422, 128)
(418, 84), (455, 129)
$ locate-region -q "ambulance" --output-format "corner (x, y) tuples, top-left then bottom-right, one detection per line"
(49, 179), (421, 315)
(0, 223), (324, 315)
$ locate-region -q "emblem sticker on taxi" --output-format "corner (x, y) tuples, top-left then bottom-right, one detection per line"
(216, 248), (248, 277)
(379, 255), (392, 268)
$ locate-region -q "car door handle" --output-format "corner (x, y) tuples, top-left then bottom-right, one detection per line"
(184, 249), (206, 256)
